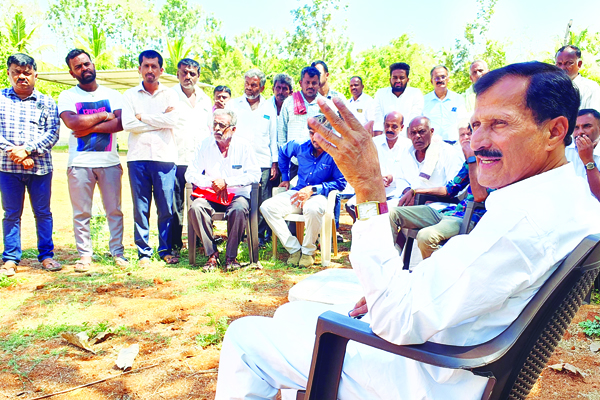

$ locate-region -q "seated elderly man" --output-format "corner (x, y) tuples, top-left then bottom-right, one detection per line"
(261, 115), (346, 268)
(389, 121), (490, 259)
(565, 108), (600, 200)
(214, 62), (600, 400)
(185, 109), (260, 272)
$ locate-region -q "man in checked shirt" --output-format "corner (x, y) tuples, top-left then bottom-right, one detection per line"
(0, 53), (61, 277)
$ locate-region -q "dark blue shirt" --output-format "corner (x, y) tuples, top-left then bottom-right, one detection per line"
(279, 140), (346, 196)
(441, 162), (493, 223)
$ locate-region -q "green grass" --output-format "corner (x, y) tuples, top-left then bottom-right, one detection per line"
(42, 271), (154, 292)
(580, 315), (600, 337)
(195, 314), (229, 349)
(0, 275), (25, 288)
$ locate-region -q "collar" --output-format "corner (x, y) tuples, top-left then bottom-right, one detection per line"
(7, 87), (38, 101)
(137, 82), (168, 96)
(300, 91), (322, 105)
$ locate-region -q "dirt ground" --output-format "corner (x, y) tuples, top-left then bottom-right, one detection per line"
(0, 152), (599, 400)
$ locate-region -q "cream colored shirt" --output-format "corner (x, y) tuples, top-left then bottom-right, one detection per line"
(122, 82), (179, 163)
(171, 84), (211, 166)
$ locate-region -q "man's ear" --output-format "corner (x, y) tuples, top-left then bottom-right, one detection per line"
(546, 116), (569, 150)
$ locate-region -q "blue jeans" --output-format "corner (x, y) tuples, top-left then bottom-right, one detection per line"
(0, 171), (54, 263)
(128, 161), (176, 259)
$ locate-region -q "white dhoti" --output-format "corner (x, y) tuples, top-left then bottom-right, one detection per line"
(215, 301), (488, 400)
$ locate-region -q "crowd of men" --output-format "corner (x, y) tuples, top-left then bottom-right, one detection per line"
(1, 44), (599, 278)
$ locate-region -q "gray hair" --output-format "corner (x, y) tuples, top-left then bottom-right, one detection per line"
(457, 118), (471, 131)
(429, 65), (449, 78)
(470, 60), (488, 70)
(245, 68), (266, 88)
(273, 73), (293, 91)
(213, 109), (238, 127)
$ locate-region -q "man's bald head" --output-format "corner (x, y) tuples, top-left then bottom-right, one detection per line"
(384, 111), (404, 143)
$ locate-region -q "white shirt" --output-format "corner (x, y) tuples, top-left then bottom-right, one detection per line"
(185, 135), (261, 198)
(57, 84), (123, 168)
(392, 139), (464, 195)
(565, 145), (600, 198)
(348, 92), (374, 125)
(227, 95), (277, 169)
(573, 74), (600, 111)
(423, 89), (468, 142)
(349, 163), (600, 398)
(373, 134), (411, 197)
(122, 82), (179, 163)
(463, 84), (476, 113)
(371, 86), (424, 133)
(171, 84), (211, 166)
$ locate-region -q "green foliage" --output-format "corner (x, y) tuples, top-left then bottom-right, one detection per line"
(195, 314), (229, 348)
(579, 315), (600, 337)
(6, 12), (39, 52)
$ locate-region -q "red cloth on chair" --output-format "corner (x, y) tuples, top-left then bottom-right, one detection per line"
(192, 187), (234, 206)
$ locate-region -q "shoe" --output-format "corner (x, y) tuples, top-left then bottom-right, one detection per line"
(225, 258), (241, 271)
(203, 252), (219, 272)
(3, 260), (17, 272)
(138, 257), (151, 268)
(162, 254), (180, 265)
(287, 250), (302, 265)
(337, 233), (344, 243)
(41, 258), (62, 272)
(114, 255), (130, 267)
(74, 260), (91, 273)
(298, 253), (315, 268)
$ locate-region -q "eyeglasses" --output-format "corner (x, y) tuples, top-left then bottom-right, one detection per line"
(213, 122), (231, 131)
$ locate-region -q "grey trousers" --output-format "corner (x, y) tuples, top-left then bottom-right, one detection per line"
(389, 205), (463, 259)
(67, 164), (125, 257)
(188, 195), (250, 259)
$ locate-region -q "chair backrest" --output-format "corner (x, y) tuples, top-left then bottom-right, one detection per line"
(472, 233), (600, 400)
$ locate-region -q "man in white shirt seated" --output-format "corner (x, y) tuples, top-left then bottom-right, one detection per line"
(556, 45), (600, 111)
(214, 61), (600, 400)
(345, 111), (410, 221)
(227, 68), (279, 247)
(423, 65), (468, 143)
(170, 58), (211, 254)
(347, 76), (374, 126)
(566, 108), (600, 200)
(371, 62), (424, 136)
(186, 109), (261, 272)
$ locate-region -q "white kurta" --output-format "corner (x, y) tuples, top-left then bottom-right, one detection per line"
(348, 92), (374, 125)
(371, 86), (424, 133)
(215, 163), (600, 400)
(171, 84), (211, 166)
(573, 74), (600, 111)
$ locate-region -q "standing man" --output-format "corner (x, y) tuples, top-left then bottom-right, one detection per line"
(213, 85), (232, 112)
(58, 49), (128, 272)
(423, 65), (468, 143)
(270, 73), (293, 117)
(228, 69), (278, 246)
(186, 109), (260, 271)
(169, 58), (211, 254)
(556, 45), (600, 111)
(372, 62), (424, 136)
(347, 76), (374, 125)
(566, 108), (600, 200)
(311, 60), (346, 101)
(0, 53), (61, 276)
(122, 50), (180, 266)
(464, 60), (490, 113)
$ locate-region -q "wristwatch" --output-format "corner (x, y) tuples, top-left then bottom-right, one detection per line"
(24, 145), (34, 155)
(586, 162), (597, 170)
(355, 201), (389, 221)
(466, 156), (476, 164)
(311, 186), (318, 194)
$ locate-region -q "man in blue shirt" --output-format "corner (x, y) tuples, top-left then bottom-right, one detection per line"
(260, 115), (346, 267)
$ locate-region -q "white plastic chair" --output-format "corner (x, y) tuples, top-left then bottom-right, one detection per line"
(271, 185), (338, 267)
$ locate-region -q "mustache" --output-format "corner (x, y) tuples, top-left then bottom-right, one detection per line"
(385, 131), (396, 136)
(474, 149), (503, 158)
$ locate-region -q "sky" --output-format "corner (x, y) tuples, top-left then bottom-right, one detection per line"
(31, 0), (600, 67)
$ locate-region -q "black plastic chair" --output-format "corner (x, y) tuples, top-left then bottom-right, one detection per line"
(185, 182), (259, 265)
(402, 193), (484, 270)
(297, 234), (600, 400)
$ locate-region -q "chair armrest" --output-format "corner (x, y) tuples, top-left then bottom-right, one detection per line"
(326, 190), (339, 214)
(458, 201), (484, 235)
(414, 193), (459, 206)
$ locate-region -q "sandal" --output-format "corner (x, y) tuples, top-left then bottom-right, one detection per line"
(162, 254), (180, 265)
(202, 253), (219, 272)
(74, 260), (91, 273)
(225, 258), (241, 271)
(0, 267), (15, 277)
(41, 258), (62, 272)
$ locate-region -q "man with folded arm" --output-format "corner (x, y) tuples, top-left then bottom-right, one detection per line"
(214, 62), (600, 400)
(186, 109), (260, 272)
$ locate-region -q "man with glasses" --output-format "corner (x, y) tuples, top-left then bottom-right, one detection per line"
(423, 65), (467, 143)
(186, 109), (260, 272)
(555, 45), (600, 111)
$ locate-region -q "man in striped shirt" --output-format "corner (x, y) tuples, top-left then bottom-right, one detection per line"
(0, 53), (61, 276)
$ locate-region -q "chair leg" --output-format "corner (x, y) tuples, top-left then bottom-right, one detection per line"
(296, 221), (305, 246)
(188, 217), (196, 265)
(246, 219), (254, 265)
(272, 234), (278, 259)
(321, 214), (332, 267)
(403, 237), (413, 270)
(332, 220), (338, 257)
